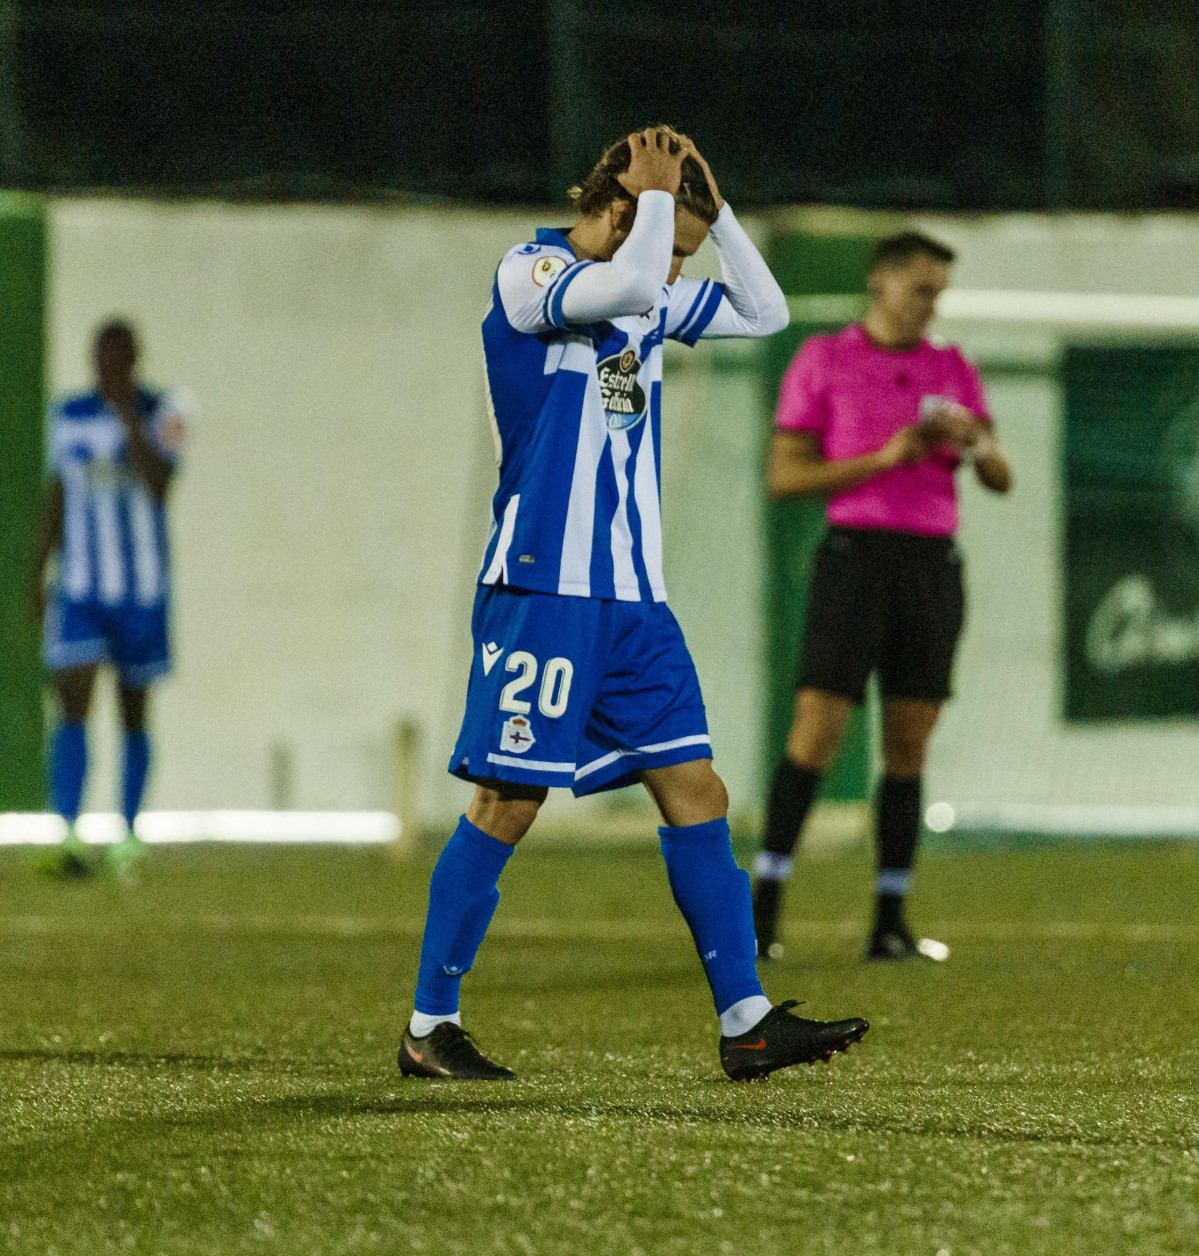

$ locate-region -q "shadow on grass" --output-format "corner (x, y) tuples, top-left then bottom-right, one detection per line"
(7, 1077), (1195, 1189)
(0, 1048), (273, 1070)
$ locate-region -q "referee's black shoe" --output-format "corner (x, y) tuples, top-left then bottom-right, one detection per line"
(398, 1022), (515, 1081)
(752, 878), (785, 961)
(720, 1001), (868, 1082)
(866, 923), (950, 963)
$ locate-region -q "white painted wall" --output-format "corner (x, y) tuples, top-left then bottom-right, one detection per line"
(47, 198), (768, 826)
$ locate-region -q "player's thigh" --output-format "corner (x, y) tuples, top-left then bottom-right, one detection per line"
(449, 587), (603, 793)
(797, 528), (887, 706)
(881, 697), (944, 776)
(879, 539), (965, 705)
(574, 602), (710, 796)
(786, 688), (854, 770)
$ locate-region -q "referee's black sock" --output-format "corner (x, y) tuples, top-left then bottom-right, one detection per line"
(755, 758), (822, 883)
(874, 775), (922, 933)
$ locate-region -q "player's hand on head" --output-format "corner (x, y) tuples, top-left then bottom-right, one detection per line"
(617, 127), (686, 200)
(676, 134), (725, 212)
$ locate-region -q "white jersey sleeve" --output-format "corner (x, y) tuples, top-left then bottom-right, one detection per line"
(495, 243), (591, 335)
(666, 203), (790, 343)
(496, 190), (676, 335)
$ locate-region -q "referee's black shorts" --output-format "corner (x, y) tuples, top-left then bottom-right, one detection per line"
(797, 525), (965, 704)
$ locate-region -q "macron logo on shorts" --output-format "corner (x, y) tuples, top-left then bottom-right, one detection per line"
(482, 642), (504, 675)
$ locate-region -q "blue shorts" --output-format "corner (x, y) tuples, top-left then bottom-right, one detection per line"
(450, 586), (711, 795)
(44, 594), (171, 687)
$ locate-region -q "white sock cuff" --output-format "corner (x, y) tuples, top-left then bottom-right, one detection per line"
(409, 1010), (461, 1038)
(719, 994), (773, 1038)
(876, 868), (912, 896)
(754, 851), (793, 882)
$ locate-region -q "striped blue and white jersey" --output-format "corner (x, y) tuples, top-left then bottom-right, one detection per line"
(48, 388), (187, 608)
(478, 226), (728, 603)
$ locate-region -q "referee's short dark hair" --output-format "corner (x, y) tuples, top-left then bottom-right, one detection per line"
(870, 231), (956, 270)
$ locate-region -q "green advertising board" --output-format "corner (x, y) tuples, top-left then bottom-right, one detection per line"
(1064, 345), (1199, 721)
(0, 194), (46, 808)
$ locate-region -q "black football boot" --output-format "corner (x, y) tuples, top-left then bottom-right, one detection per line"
(865, 921), (950, 963)
(720, 1001), (869, 1082)
(398, 1022), (516, 1081)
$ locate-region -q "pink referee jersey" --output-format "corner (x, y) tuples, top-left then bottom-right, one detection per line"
(775, 323), (991, 537)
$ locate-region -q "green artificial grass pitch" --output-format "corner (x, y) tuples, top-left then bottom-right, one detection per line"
(3, 839), (1199, 1255)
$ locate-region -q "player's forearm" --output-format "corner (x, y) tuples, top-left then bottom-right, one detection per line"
(701, 205), (790, 337)
(768, 449), (892, 499)
(559, 191), (674, 322)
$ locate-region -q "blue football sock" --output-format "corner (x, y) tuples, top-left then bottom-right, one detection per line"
(413, 816), (514, 1017)
(659, 817), (765, 1017)
(50, 721), (87, 826)
(122, 731), (151, 831)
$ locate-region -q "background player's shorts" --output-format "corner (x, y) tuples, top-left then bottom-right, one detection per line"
(44, 594), (172, 687)
(450, 586), (711, 796)
(798, 526), (965, 704)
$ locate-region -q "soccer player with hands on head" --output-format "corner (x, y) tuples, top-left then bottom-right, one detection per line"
(398, 127), (869, 1083)
(753, 231), (1012, 964)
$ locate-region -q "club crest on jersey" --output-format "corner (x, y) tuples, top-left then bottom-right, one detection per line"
(597, 350), (647, 432)
(500, 715), (536, 755)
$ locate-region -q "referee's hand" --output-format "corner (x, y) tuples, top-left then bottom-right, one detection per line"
(918, 401), (981, 449)
(877, 425), (927, 469)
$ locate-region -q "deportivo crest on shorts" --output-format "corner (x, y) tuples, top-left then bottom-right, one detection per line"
(597, 350), (647, 432)
(500, 715), (536, 754)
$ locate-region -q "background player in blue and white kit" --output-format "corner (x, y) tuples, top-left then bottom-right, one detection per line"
(33, 320), (188, 876)
(398, 129), (870, 1082)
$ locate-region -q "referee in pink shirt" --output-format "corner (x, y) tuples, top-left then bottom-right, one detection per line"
(752, 231), (1012, 963)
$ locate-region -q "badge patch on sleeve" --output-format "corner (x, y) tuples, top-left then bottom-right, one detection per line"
(500, 716), (536, 754)
(531, 255), (568, 288)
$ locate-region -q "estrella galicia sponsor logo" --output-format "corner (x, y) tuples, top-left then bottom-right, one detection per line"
(597, 348), (647, 431)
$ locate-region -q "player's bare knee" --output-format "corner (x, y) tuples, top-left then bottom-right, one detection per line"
(787, 690), (851, 772)
(689, 761), (729, 819)
(55, 667), (95, 723)
(881, 736), (927, 777)
(118, 685), (148, 733)
(643, 758), (727, 827)
(786, 719), (843, 773)
(466, 780), (547, 846)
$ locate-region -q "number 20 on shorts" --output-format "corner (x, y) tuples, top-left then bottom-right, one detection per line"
(499, 652), (574, 718)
